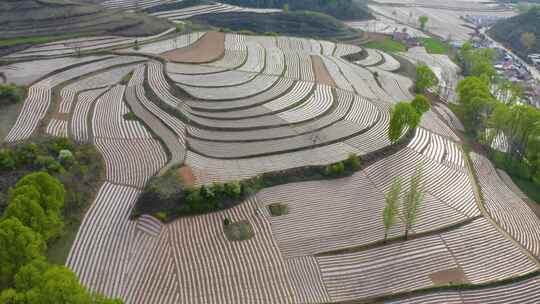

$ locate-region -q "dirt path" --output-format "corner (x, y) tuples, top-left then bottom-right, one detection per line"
(179, 166), (196, 186)
(161, 31), (225, 64)
(311, 55), (336, 87)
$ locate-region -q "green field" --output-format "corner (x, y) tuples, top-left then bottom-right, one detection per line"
(418, 37), (449, 54)
(510, 175), (540, 205)
(0, 33), (85, 47)
(364, 38), (406, 53)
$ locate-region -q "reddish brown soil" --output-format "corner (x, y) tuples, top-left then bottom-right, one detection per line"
(161, 31), (225, 64)
(51, 113), (69, 120)
(430, 267), (469, 286)
(178, 165), (196, 186)
(311, 55), (336, 87)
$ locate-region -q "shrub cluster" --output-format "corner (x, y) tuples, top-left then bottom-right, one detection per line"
(324, 153), (361, 177)
(179, 181), (243, 215)
(0, 84), (24, 106)
(0, 138), (103, 228)
(0, 138), (76, 174)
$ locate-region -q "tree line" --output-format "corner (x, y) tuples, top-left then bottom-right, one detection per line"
(0, 172), (122, 303)
(456, 43), (540, 185)
(382, 165), (425, 241)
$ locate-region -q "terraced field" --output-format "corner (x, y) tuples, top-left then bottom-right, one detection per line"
(2, 28), (538, 304)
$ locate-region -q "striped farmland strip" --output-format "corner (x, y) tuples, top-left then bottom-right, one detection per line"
(45, 119), (68, 137)
(136, 214), (162, 237)
(185, 142), (359, 184)
(170, 69), (257, 87)
(92, 85), (152, 139)
(166, 62), (229, 75)
(186, 77), (294, 111)
(178, 74), (279, 100)
(320, 55), (355, 92)
(59, 64), (137, 113)
(317, 218), (536, 302)
(121, 229), (180, 304)
(125, 32), (205, 54)
(364, 148), (479, 217)
(95, 138), (167, 188)
(71, 88), (107, 142)
(167, 197), (295, 304)
(471, 153), (540, 258)
(277, 84), (333, 123)
(148, 61), (183, 107)
(263, 47), (285, 76)
(125, 85), (185, 166)
(257, 171), (401, 257)
(317, 235), (458, 301)
(284, 256), (331, 304)
(5, 86), (50, 141)
(385, 276), (540, 304)
(5, 56), (145, 142)
(334, 43), (362, 57)
(67, 182), (140, 298)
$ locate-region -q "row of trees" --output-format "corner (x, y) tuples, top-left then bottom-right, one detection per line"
(456, 44), (540, 185)
(0, 172), (121, 303)
(382, 165), (425, 241)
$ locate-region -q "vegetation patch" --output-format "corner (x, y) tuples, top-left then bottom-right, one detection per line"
(364, 37), (407, 53)
(0, 137), (104, 264)
(418, 37), (449, 54)
(189, 11), (361, 40)
(123, 111), (138, 121)
(133, 153), (363, 221)
(223, 220), (254, 241)
(268, 203), (289, 216)
(0, 84), (25, 106)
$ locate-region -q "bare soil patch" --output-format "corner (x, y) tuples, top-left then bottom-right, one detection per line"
(312, 55), (337, 87)
(178, 165), (196, 186)
(52, 113), (69, 120)
(430, 267), (469, 286)
(161, 31), (225, 64)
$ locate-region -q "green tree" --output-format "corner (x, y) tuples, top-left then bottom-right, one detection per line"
(520, 32), (536, 50)
(411, 94), (431, 114)
(15, 172), (65, 215)
(383, 177), (401, 242)
(418, 15), (428, 30)
(283, 3), (289, 12)
(388, 102), (421, 143)
(0, 218), (45, 288)
(457, 76), (496, 135)
(415, 65), (438, 93)
(402, 165), (424, 239)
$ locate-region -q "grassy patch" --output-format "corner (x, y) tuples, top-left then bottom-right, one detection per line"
(419, 37), (449, 54)
(268, 203), (289, 216)
(364, 38), (406, 53)
(509, 175), (540, 204)
(123, 111), (138, 121)
(224, 220), (254, 241)
(0, 33), (86, 47)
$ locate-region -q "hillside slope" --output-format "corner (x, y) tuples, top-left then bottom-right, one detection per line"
(0, 0), (171, 42)
(489, 8), (540, 58)
(190, 11), (361, 40)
